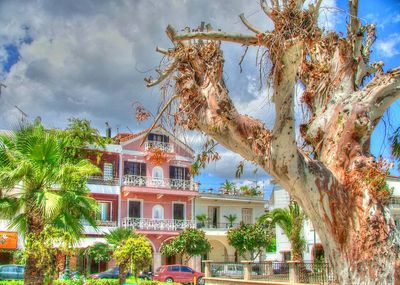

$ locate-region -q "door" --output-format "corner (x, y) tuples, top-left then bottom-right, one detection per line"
(173, 203), (185, 220)
(208, 206), (219, 228)
(128, 201), (142, 219)
(242, 208), (253, 224)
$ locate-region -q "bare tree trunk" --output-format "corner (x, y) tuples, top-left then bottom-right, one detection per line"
(118, 264), (127, 285)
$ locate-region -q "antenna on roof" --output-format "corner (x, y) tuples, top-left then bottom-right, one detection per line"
(14, 105), (28, 124)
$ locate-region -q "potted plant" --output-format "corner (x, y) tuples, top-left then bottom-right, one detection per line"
(223, 214), (238, 228)
(196, 214), (208, 228)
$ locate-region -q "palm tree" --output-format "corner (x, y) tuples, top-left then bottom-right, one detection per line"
(258, 201), (306, 261)
(105, 228), (137, 285)
(0, 123), (99, 285)
(196, 214), (208, 228)
(223, 214), (237, 228)
(220, 180), (236, 194)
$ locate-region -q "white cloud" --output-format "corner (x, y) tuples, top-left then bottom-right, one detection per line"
(376, 33), (400, 58)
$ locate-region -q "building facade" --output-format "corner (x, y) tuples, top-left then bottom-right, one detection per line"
(269, 176), (400, 262)
(194, 188), (266, 266)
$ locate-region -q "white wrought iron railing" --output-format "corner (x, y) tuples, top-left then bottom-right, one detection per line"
(123, 175), (198, 191)
(122, 217), (195, 231)
(144, 141), (173, 153)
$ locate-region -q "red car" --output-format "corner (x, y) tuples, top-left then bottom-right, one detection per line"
(152, 264), (204, 284)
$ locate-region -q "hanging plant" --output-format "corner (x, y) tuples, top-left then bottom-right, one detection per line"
(148, 147), (167, 165)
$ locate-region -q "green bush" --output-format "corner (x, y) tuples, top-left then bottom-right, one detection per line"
(0, 281), (24, 285)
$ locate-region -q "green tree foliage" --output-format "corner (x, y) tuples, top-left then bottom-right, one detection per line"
(85, 243), (111, 263)
(392, 127), (400, 168)
(0, 121), (101, 284)
(105, 228), (137, 285)
(258, 201), (306, 261)
(227, 223), (273, 260)
(23, 226), (75, 284)
(160, 228), (211, 262)
(113, 235), (152, 285)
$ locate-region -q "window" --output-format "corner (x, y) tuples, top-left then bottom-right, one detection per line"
(98, 202), (111, 221)
(124, 161), (146, 176)
(181, 266), (193, 273)
(170, 266), (180, 272)
(103, 163), (113, 180)
(169, 166), (190, 180)
(152, 205), (164, 219)
(173, 203), (185, 220)
(148, 133), (169, 143)
(152, 166), (164, 180)
(128, 200), (142, 218)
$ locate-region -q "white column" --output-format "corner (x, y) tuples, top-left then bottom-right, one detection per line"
(153, 252), (162, 271)
(188, 255), (202, 272)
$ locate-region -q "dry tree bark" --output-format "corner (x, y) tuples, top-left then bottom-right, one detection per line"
(146, 0), (400, 284)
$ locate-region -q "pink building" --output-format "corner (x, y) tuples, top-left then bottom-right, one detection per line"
(83, 126), (198, 271)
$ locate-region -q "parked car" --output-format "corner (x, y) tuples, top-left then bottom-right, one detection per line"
(90, 267), (131, 279)
(138, 270), (153, 280)
(153, 265), (204, 284)
(0, 265), (25, 280)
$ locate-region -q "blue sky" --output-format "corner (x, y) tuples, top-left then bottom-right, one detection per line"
(0, 0), (399, 198)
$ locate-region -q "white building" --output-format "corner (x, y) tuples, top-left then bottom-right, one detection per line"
(194, 188), (266, 264)
(269, 176), (400, 262)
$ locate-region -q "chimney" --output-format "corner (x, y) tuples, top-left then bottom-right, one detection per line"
(105, 122), (111, 138)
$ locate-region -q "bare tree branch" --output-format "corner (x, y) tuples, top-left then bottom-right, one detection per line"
(260, 0), (272, 16)
(144, 61), (177, 87)
(239, 13), (263, 34)
(170, 29), (260, 46)
(156, 46), (169, 55)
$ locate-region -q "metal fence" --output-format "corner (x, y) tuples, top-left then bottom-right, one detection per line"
(208, 261), (337, 284)
(295, 262), (337, 284)
(251, 261), (289, 281)
(210, 262), (244, 279)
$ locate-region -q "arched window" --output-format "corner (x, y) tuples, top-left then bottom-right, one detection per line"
(152, 166), (164, 180)
(152, 205), (164, 219)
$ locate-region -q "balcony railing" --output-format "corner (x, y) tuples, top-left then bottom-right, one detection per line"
(87, 176), (119, 185)
(123, 175), (198, 191)
(389, 196), (400, 207)
(122, 217), (195, 231)
(144, 141), (173, 153)
(200, 188), (264, 199)
(82, 220), (118, 227)
(196, 222), (241, 230)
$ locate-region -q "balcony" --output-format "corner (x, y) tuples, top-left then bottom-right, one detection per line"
(87, 175), (119, 186)
(199, 189), (264, 200)
(122, 217), (195, 231)
(82, 219), (118, 227)
(197, 222), (241, 230)
(144, 141), (173, 153)
(123, 175), (198, 191)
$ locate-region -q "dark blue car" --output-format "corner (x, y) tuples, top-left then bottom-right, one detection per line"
(90, 267), (131, 279)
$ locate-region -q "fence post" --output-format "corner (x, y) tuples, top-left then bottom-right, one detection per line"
(242, 261), (253, 280)
(202, 260), (212, 278)
(287, 261), (300, 284)
(265, 260), (273, 276)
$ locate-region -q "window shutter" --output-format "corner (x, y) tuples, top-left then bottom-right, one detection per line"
(184, 168), (191, 181)
(163, 135), (169, 143)
(170, 166), (176, 179)
(140, 163), (146, 176)
(124, 161), (131, 175)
